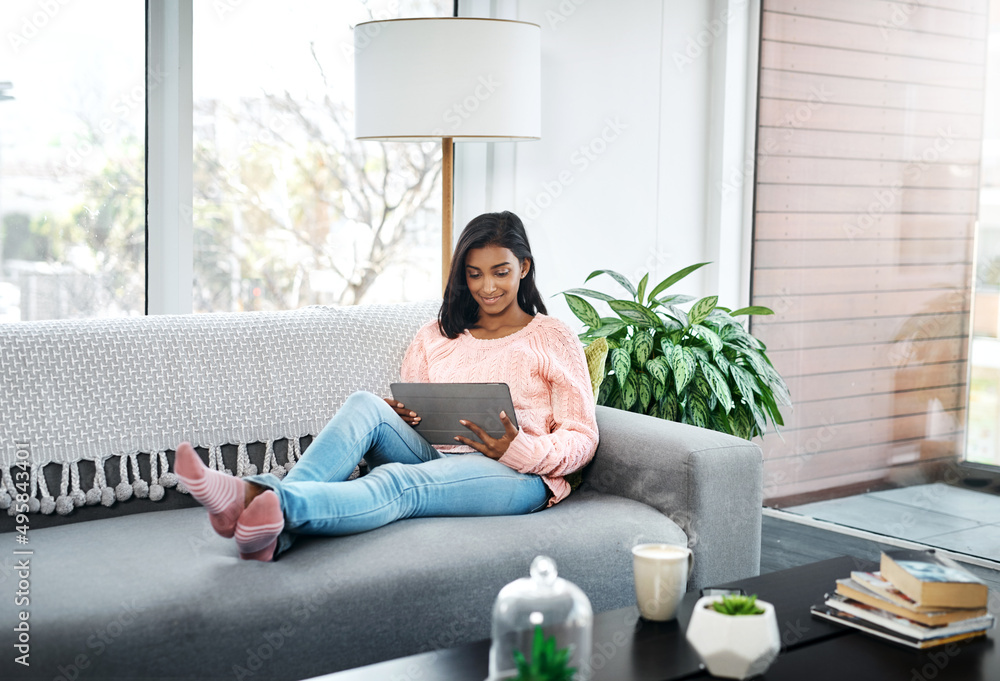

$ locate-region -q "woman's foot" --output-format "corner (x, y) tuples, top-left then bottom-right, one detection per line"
(174, 442), (245, 538)
(235, 491), (284, 561)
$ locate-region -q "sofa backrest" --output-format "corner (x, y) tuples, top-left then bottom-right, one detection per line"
(1, 300), (440, 524)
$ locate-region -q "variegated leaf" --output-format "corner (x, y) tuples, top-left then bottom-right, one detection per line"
(597, 374), (615, 405)
(662, 395), (679, 422)
(560, 287), (616, 302)
(586, 269), (637, 297)
(592, 318), (627, 338)
(611, 348), (631, 389)
(653, 293), (695, 307)
(653, 378), (666, 402)
(714, 351), (732, 375)
(622, 372), (638, 410)
(688, 295), (718, 326)
(638, 373), (652, 411)
(687, 396), (710, 429)
(688, 345), (711, 364)
(637, 272), (649, 305)
(646, 262), (710, 301)
(701, 362), (734, 413)
(731, 408), (751, 440)
(751, 402), (767, 437)
(668, 305), (689, 328)
(645, 356), (668, 385)
(608, 300), (662, 328)
(740, 348), (772, 379)
(669, 345), (696, 394)
(622, 334), (635, 358)
(729, 305), (774, 317)
(691, 373), (711, 399)
(730, 363), (759, 399)
(693, 324), (723, 353)
(633, 332), (654, 365)
(564, 294), (601, 328)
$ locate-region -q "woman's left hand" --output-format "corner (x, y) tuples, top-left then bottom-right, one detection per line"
(454, 411), (518, 460)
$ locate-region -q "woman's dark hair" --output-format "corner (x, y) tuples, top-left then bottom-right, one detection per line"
(438, 211), (547, 338)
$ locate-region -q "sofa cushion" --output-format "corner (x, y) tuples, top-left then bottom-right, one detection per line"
(4, 490), (684, 680)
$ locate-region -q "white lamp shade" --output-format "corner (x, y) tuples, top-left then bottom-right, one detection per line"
(354, 18), (540, 142)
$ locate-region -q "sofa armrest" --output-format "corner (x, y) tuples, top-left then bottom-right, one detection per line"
(579, 405), (763, 589)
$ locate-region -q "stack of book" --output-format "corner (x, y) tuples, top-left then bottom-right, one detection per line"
(810, 549), (994, 649)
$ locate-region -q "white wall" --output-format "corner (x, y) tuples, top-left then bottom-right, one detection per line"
(456, 0), (758, 330)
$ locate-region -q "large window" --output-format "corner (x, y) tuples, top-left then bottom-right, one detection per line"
(192, 0), (449, 313)
(752, 0), (987, 503)
(966, 2), (1000, 467)
(0, 1), (449, 322)
(0, 1), (146, 321)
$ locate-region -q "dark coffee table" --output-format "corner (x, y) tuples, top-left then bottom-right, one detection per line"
(313, 556), (999, 680)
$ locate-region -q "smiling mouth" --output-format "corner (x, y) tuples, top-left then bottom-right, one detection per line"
(481, 294), (502, 304)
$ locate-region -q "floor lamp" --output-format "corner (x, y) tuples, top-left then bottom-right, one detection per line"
(353, 18), (541, 290)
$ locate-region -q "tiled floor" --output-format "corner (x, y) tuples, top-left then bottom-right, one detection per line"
(787, 483), (1000, 562)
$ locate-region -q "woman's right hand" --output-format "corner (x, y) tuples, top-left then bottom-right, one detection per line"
(384, 398), (421, 427)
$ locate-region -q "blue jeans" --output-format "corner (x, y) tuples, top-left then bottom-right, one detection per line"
(244, 391), (549, 558)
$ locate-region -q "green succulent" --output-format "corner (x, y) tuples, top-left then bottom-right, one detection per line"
(711, 594), (766, 616)
(560, 262), (791, 440)
(512, 625), (577, 681)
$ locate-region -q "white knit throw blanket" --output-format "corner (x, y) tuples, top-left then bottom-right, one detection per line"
(0, 301), (439, 515)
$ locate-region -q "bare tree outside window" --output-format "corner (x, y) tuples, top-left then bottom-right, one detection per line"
(192, 0), (449, 313)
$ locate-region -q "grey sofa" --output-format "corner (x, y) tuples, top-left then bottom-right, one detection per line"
(0, 301), (763, 680)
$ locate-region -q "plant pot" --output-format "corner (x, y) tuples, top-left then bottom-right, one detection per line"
(684, 596), (780, 679)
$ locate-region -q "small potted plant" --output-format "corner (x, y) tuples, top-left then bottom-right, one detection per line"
(511, 625), (577, 681)
(685, 594), (780, 679)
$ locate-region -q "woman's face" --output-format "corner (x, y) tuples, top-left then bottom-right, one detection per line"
(464, 245), (530, 318)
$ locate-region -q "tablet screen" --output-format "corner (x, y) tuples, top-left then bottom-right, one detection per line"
(389, 383), (519, 446)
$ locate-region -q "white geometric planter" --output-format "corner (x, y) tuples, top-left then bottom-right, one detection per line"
(684, 596), (781, 679)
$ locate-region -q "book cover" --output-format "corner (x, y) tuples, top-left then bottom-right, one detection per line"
(849, 571), (977, 613)
(824, 594), (994, 640)
(810, 605), (989, 650)
(836, 579), (988, 626)
(881, 550), (989, 609)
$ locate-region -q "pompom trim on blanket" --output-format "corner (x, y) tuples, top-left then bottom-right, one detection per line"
(3, 438), (306, 516)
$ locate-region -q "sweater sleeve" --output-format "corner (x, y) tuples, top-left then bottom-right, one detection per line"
(497, 321), (599, 478)
(399, 322), (433, 383)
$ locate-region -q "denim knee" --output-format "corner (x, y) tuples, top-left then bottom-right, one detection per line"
(341, 390), (393, 420)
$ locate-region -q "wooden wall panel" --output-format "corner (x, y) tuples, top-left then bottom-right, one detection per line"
(758, 99), (984, 140)
(756, 187), (979, 216)
(752, 290), (968, 324)
(768, 338), (969, 376)
(761, 411), (965, 459)
(753, 238), (973, 267)
(753, 264), (973, 295)
(756, 158), (980, 190)
(762, 11), (985, 63)
(759, 128), (983, 163)
(755, 214), (978, 240)
(760, 41), (985, 89)
(766, 0), (986, 37)
(754, 0), (988, 503)
(758, 70), (984, 114)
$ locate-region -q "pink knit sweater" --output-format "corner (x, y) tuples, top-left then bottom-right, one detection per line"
(400, 314), (599, 507)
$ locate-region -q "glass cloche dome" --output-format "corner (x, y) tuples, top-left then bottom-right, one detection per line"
(488, 555), (593, 681)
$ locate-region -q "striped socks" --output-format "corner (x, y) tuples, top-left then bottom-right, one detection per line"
(235, 491), (284, 561)
(174, 442), (245, 539)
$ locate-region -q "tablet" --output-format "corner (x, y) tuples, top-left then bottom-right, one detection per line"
(389, 382), (519, 446)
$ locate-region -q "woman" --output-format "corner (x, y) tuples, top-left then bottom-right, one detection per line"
(175, 211), (599, 561)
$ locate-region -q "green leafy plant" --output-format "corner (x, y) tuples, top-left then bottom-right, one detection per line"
(711, 594), (766, 616)
(512, 625), (577, 681)
(561, 263), (790, 439)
